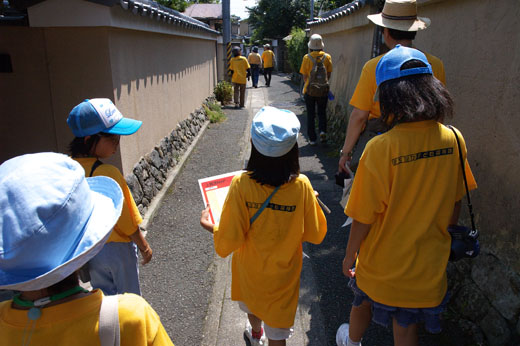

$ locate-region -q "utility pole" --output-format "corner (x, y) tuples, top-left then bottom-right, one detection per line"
(310, 0), (314, 21)
(222, 0), (231, 80)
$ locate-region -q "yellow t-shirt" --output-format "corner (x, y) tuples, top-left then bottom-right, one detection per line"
(345, 121), (477, 308)
(230, 56), (251, 84)
(75, 157), (142, 243)
(213, 173), (327, 328)
(350, 51), (446, 119)
(0, 290), (174, 345)
(299, 51), (333, 94)
(248, 52), (261, 65)
(261, 50), (275, 68)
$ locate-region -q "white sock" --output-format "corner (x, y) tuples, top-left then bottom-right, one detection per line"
(347, 336), (361, 346)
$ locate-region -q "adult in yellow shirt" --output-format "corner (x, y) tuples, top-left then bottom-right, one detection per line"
(230, 46), (251, 108)
(0, 153), (174, 346)
(67, 98), (152, 296)
(201, 107), (327, 346)
(261, 43), (276, 87)
(338, 0), (446, 173)
(299, 34), (333, 145)
(248, 46), (262, 88)
(337, 46), (477, 346)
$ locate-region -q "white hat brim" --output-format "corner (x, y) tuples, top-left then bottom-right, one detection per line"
(0, 177), (123, 291)
(367, 13), (431, 31)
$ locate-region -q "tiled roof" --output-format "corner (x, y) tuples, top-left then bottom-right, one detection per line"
(184, 4), (222, 19)
(4, 0), (219, 34)
(120, 0), (219, 34)
(308, 0), (367, 27)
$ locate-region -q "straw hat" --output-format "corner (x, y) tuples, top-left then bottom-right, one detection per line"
(0, 153), (123, 291)
(308, 34), (324, 50)
(367, 0), (430, 32)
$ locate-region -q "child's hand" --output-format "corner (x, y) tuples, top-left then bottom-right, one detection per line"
(342, 255), (356, 278)
(200, 205), (215, 234)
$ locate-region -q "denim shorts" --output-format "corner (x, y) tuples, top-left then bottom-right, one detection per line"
(349, 277), (449, 333)
(238, 301), (294, 340)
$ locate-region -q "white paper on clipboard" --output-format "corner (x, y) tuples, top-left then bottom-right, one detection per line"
(340, 164), (355, 227)
(198, 170), (245, 224)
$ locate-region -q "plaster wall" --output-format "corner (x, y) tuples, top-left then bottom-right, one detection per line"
(311, 0), (520, 271)
(0, 27), (57, 162)
(108, 29), (217, 174)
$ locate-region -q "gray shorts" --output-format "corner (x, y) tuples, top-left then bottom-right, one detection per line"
(238, 301), (294, 340)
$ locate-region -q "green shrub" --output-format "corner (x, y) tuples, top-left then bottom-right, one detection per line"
(214, 81), (233, 104)
(204, 102), (227, 123)
(287, 28), (308, 73)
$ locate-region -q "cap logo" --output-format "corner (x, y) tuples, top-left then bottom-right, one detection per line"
(89, 99), (123, 129)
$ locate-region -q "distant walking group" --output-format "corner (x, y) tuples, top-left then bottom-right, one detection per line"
(229, 44), (276, 108)
(0, 1), (478, 346)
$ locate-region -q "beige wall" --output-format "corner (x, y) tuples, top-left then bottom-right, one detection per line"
(108, 29), (217, 174)
(311, 0), (520, 270)
(0, 27), (56, 161)
(0, 25), (218, 175)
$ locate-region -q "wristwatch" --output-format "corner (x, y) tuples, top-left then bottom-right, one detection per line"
(340, 149), (352, 157)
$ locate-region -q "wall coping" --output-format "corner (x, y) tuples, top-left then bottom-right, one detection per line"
(27, 0), (219, 41)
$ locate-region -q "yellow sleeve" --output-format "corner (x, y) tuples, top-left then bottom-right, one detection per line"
(453, 129), (478, 201)
(345, 140), (389, 224)
(349, 59), (378, 114)
(213, 177), (249, 258)
(299, 55), (310, 75)
(325, 54), (333, 73)
(118, 294), (175, 346)
(96, 164), (142, 240)
(301, 177), (327, 244)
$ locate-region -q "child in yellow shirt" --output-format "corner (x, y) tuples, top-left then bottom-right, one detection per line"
(200, 106), (327, 346)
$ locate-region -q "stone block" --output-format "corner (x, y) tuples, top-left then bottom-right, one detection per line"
(472, 253), (520, 321)
(480, 307), (511, 346)
(452, 281), (490, 322)
(125, 173), (143, 205)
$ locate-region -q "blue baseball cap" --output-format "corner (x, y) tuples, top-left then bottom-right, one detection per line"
(67, 98), (142, 137)
(0, 153), (123, 291)
(251, 106), (300, 157)
(376, 45), (433, 86)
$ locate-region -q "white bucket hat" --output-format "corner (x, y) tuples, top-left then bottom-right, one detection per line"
(251, 106), (300, 157)
(367, 0), (430, 32)
(308, 34), (324, 50)
(0, 152), (123, 291)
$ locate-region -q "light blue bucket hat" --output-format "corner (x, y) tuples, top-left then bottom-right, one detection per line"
(251, 106), (300, 157)
(0, 152), (123, 291)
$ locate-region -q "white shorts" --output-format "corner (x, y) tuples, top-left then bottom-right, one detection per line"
(238, 301), (294, 340)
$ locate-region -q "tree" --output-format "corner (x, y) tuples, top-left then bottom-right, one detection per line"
(247, 0), (310, 42)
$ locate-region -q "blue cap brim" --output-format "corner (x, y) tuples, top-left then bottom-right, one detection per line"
(103, 117), (142, 135)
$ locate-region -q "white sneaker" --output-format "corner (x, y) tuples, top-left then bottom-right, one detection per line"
(244, 321), (266, 346)
(336, 323), (362, 346)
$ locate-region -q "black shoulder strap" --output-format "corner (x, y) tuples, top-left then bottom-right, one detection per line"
(448, 126), (476, 231)
(89, 159), (104, 177)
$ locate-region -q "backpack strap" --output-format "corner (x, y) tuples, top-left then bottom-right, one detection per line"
(89, 159), (104, 177)
(250, 186), (280, 225)
(99, 295), (120, 346)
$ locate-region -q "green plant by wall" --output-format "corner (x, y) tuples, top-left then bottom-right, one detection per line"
(214, 81), (233, 104)
(287, 27), (308, 73)
(203, 102), (226, 123)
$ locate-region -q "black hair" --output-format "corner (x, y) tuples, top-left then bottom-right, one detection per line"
(387, 28), (417, 41)
(379, 60), (453, 126)
(68, 132), (114, 158)
(232, 47), (241, 57)
(46, 272), (79, 296)
(246, 143), (300, 187)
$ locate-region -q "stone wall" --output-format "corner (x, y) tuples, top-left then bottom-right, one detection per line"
(125, 99), (212, 217)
